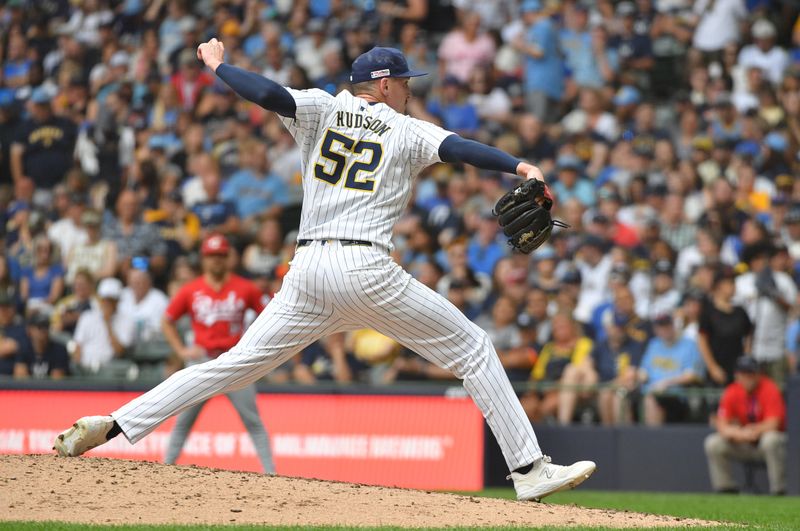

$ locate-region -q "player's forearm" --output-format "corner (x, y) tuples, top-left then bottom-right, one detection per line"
(161, 318), (185, 354)
(214, 63), (296, 118)
(751, 417), (781, 437)
(438, 134), (521, 175)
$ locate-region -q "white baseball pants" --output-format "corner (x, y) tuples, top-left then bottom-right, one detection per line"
(113, 240), (542, 471)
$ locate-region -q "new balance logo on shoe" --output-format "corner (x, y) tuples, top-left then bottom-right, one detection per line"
(508, 455), (596, 501)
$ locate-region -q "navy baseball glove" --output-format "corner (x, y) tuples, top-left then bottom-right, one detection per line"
(493, 179), (568, 254)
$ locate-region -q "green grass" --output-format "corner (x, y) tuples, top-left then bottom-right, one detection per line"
(481, 488), (800, 530)
(1, 489), (798, 530)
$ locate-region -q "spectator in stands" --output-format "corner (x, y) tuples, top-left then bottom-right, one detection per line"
(103, 189), (168, 277)
(574, 235), (612, 325)
(737, 20), (789, 86)
(65, 209), (117, 286)
(19, 235), (64, 314)
(515, 0), (563, 122)
(47, 190), (88, 261)
(595, 315), (644, 426)
(13, 312), (69, 379)
(72, 277), (134, 373)
(10, 87), (77, 195)
(426, 76), (480, 137)
(466, 68), (512, 129)
(698, 267), (753, 386)
(704, 356), (787, 495)
(2, 32), (32, 89)
(477, 295), (532, 381)
(144, 189), (201, 262)
(191, 166), (239, 237)
(528, 246), (560, 293)
(690, 0), (747, 57)
(242, 218), (284, 277)
(561, 88), (619, 142)
(550, 155), (595, 208)
(520, 287), (553, 346)
(638, 314), (704, 425)
(171, 48), (214, 111)
(659, 193), (697, 252)
(437, 10), (496, 84)
(609, 1), (654, 87)
(524, 312), (595, 424)
(467, 211), (506, 276)
(560, 3), (617, 92)
(735, 242), (797, 384)
(52, 269), (96, 338)
(648, 260), (680, 319)
(118, 264), (169, 350)
(222, 138), (287, 234)
(0, 288), (27, 377)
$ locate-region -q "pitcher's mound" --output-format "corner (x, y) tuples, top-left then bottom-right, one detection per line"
(1, 455), (713, 528)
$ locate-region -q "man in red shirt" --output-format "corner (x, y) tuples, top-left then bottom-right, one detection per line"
(704, 356), (786, 494)
(161, 234), (275, 473)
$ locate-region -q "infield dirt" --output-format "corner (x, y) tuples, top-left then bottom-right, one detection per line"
(1, 455), (715, 528)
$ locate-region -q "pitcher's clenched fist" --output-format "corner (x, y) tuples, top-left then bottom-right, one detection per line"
(196, 38), (225, 72)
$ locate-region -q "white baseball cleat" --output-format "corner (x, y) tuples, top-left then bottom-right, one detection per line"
(53, 415), (116, 457)
(508, 455), (596, 501)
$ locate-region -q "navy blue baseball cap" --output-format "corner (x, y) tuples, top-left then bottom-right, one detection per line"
(350, 47), (427, 84)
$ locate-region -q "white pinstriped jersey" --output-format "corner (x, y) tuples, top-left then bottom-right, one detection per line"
(280, 89), (452, 249)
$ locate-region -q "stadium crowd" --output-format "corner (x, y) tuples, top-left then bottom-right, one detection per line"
(0, 0), (799, 427)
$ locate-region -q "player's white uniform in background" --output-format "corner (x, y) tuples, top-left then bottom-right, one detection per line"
(112, 88), (543, 472)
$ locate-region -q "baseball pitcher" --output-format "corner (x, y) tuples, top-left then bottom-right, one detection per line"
(54, 39), (595, 501)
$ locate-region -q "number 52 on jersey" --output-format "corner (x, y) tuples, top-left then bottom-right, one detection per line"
(314, 129), (383, 193)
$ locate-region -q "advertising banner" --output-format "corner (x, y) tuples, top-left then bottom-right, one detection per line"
(0, 390), (484, 490)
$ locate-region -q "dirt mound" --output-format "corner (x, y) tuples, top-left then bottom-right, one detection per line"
(0, 455), (714, 528)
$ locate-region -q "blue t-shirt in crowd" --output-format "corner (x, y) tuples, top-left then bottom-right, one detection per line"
(467, 237), (506, 276)
(524, 17), (564, 100)
(427, 100), (480, 136)
(640, 337), (704, 393)
(551, 178), (596, 207)
(221, 169), (289, 219)
(192, 199), (237, 228)
(3, 60), (32, 86)
(21, 264), (64, 300)
(559, 29), (618, 88)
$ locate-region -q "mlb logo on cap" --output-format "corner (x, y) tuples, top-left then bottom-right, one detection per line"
(350, 47), (428, 84)
(201, 234), (231, 256)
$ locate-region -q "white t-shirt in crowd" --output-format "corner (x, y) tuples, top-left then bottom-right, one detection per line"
(73, 309), (135, 371)
(118, 287), (170, 343)
(575, 255), (613, 323)
(737, 45), (790, 85)
(692, 0), (747, 52)
(48, 219), (88, 261)
(734, 270), (798, 361)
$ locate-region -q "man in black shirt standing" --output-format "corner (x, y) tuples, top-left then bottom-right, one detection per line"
(10, 87), (77, 193)
(14, 312), (69, 379)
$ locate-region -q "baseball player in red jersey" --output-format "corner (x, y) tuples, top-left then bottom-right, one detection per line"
(160, 234), (275, 473)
